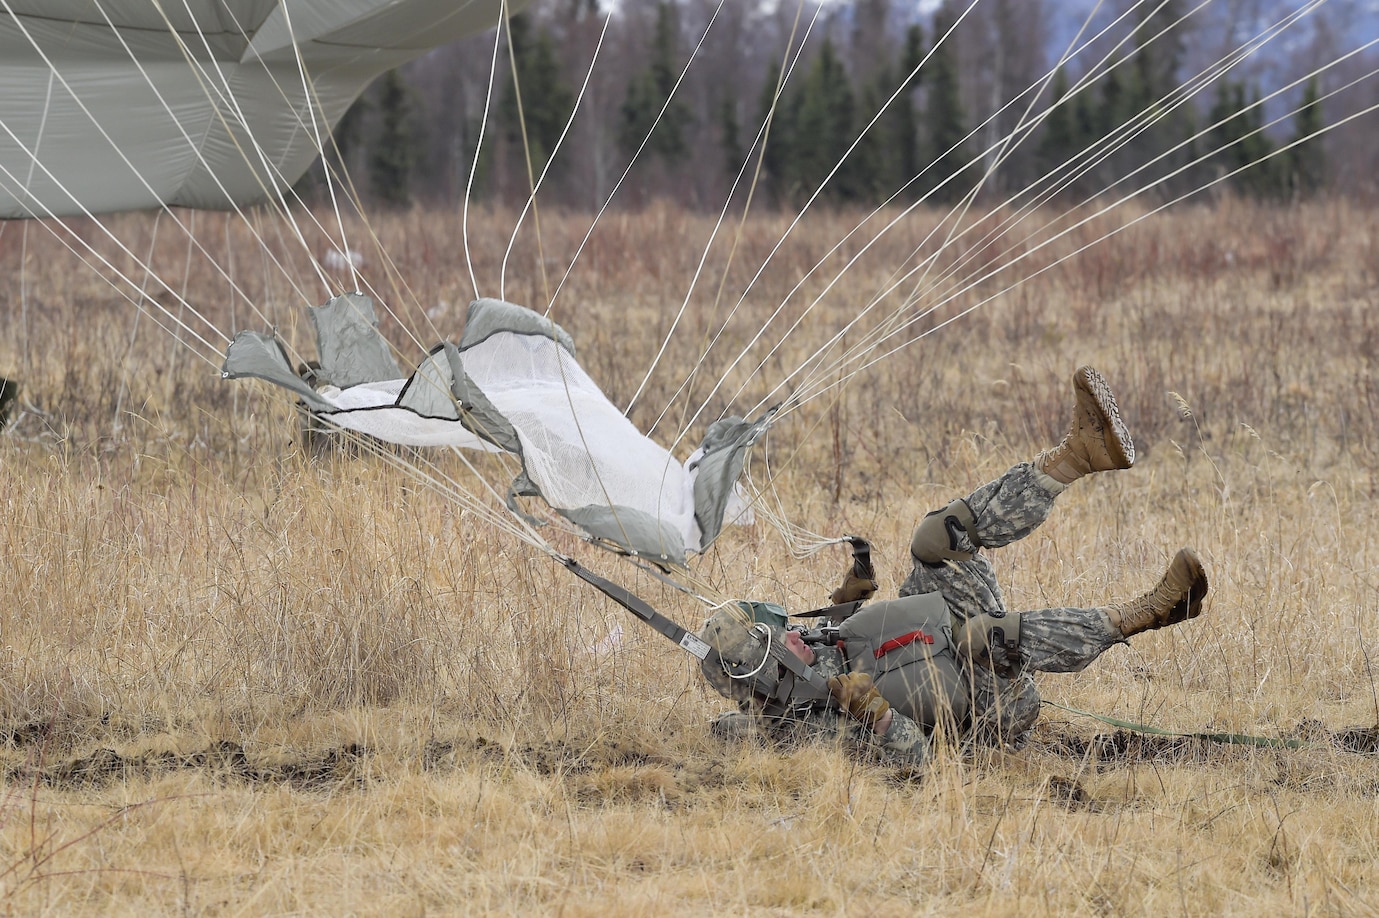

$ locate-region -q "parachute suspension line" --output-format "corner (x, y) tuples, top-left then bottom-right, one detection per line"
(689, 0), (1042, 435)
(731, 0), (1169, 421)
(524, 8), (612, 317)
(793, 75), (1379, 417)
(0, 206), (224, 367)
(664, 0), (1025, 443)
(860, 0), (1345, 339)
(0, 134), (230, 365)
(464, 5), (508, 303)
(723, 0), (1237, 425)
(751, 0), (1342, 422)
(847, 15), (1374, 383)
(693, 0), (1146, 425)
(645, 0), (988, 451)
(113, 1), (331, 305)
(582, 0), (739, 415)
(0, 0), (306, 350)
(345, 430), (554, 555)
(747, 0), (1166, 417)
(658, 0), (810, 435)
(174, 0), (341, 297)
(0, 70), (231, 360)
(631, 0), (819, 447)
(184, 0), (437, 348)
(504, 6), (612, 318)
(175, 0), (464, 365)
(736, 438), (854, 564)
(499, 1), (555, 309)
(274, 0), (359, 294)
(544, 0), (802, 327)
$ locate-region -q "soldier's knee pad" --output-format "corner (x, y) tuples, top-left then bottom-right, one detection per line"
(953, 610), (1022, 678)
(910, 498), (980, 565)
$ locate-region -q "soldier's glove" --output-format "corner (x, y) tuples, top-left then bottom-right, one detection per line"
(827, 672), (890, 728)
(830, 571), (878, 605)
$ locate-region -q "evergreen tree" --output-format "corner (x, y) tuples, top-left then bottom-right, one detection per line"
(333, 95), (368, 170)
(1288, 75), (1326, 197)
(618, 2), (692, 166)
(756, 59), (798, 204)
(369, 69), (415, 208)
(857, 24), (925, 204)
(1037, 67), (1082, 189)
(1129, 0), (1195, 196)
(500, 14), (575, 175)
(788, 37), (858, 204)
(853, 66), (895, 203)
(923, 2), (973, 202)
(719, 94), (744, 179)
(894, 24), (925, 192)
(1209, 80), (1284, 198)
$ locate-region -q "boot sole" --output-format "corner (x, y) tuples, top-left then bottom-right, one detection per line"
(1074, 366), (1135, 468)
(1174, 547), (1209, 620)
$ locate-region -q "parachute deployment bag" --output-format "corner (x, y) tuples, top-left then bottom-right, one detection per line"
(838, 593), (969, 729)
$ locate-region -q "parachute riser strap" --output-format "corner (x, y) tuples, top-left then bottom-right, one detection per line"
(560, 558), (833, 695)
(561, 558), (711, 660)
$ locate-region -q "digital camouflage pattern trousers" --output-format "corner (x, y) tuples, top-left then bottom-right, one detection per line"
(893, 460), (1125, 750)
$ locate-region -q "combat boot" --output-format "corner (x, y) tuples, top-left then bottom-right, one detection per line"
(1106, 548), (1209, 637)
(1034, 366), (1135, 484)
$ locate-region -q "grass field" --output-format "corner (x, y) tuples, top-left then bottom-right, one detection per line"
(0, 200), (1377, 915)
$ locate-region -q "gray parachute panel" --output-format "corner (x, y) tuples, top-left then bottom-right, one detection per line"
(396, 343), (522, 453)
(221, 330), (329, 410)
(459, 297), (576, 356)
(691, 408), (777, 549)
(310, 292), (402, 388)
(561, 505), (688, 566)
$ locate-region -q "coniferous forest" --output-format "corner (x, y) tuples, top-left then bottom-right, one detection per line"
(309, 0), (1375, 212)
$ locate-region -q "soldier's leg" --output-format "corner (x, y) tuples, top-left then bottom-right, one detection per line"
(901, 366), (1134, 606)
(1020, 547), (1210, 673)
(899, 461), (1060, 608)
(966, 670), (1042, 748)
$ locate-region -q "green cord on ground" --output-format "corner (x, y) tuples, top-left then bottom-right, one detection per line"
(1042, 700), (1307, 749)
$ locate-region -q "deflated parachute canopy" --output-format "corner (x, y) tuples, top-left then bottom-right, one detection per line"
(0, 0), (522, 218)
(223, 297), (774, 566)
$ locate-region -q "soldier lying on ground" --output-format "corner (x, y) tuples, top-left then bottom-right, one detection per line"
(699, 366), (1210, 766)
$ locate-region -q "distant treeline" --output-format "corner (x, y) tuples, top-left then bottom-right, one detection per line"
(305, 0), (1372, 211)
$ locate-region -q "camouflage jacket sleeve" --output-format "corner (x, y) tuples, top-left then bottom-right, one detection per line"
(876, 710), (930, 762)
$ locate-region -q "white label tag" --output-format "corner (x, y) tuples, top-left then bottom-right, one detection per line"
(679, 632), (711, 660)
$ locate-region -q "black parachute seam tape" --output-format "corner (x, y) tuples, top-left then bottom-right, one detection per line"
(1042, 701), (1307, 749)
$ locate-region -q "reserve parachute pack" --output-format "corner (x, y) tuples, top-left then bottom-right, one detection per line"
(835, 593), (969, 729)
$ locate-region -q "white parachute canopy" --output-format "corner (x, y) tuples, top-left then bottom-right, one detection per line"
(0, 0), (519, 218)
(223, 297), (773, 567)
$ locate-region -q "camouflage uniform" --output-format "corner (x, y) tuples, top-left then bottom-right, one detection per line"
(712, 461), (1121, 766)
(897, 461), (1123, 748)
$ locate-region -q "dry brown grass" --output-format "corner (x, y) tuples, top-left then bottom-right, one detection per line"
(0, 199), (1377, 915)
